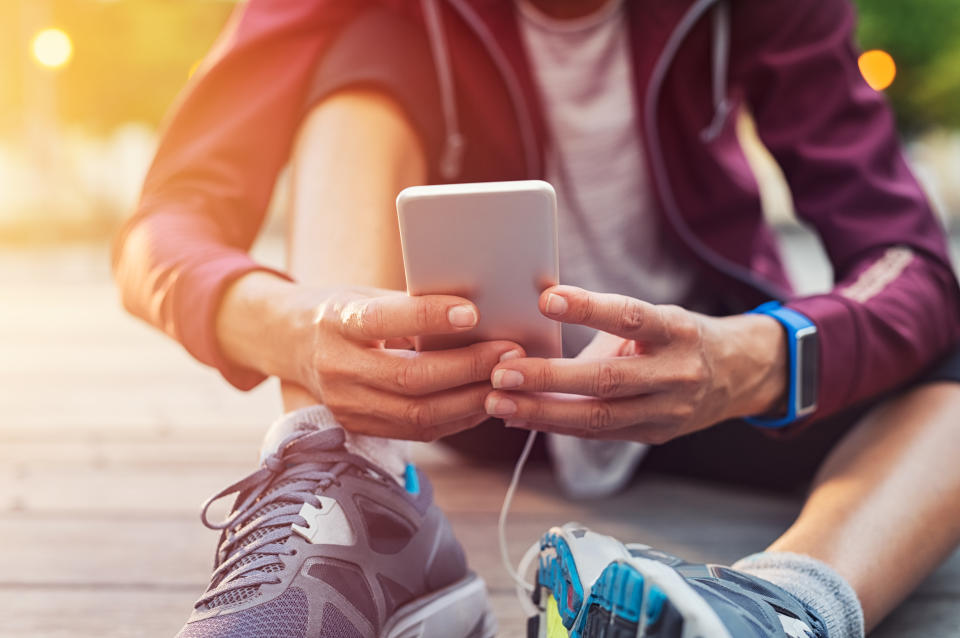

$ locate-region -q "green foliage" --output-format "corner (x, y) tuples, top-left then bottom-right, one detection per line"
(854, 0), (960, 132)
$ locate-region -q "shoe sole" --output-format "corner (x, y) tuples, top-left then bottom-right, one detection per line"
(531, 527), (732, 638)
(382, 571), (496, 638)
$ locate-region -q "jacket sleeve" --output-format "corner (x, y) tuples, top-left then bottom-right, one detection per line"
(736, 0), (960, 420)
(112, 0), (369, 390)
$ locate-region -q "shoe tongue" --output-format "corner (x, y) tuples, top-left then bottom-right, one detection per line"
(258, 406), (345, 464)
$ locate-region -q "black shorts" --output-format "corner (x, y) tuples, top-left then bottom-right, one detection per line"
(442, 345), (960, 494)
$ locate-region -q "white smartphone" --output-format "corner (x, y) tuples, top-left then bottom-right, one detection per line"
(397, 180), (562, 358)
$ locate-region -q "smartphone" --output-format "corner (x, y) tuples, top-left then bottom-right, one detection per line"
(397, 180), (562, 358)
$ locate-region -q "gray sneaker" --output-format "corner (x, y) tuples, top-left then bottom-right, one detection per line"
(177, 422), (495, 638)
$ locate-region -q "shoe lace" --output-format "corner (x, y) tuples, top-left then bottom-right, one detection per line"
(194, 427), (378, 610)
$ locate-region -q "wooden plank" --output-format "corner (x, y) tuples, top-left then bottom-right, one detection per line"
(0, 381), (282, 430)
(0, 588), (526, 638)
(1, 540), (957, 637)
(873, 597), (960, 638)
(0, 588), (192, 638)
(0, 440), (801, 519)
(3, 241), (959, 637)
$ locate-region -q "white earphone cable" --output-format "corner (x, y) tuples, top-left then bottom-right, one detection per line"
(497, 429), (541, 617)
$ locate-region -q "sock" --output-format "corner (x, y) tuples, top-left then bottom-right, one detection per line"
(733, 552), (865, 638)
(261, 405), (409, 484)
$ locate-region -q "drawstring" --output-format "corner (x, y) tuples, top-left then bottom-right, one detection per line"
(422, 0), (466, 180)
(645, 0), (787, 301)
(422, 0), (730, 173)
(701, 0), (731, 142)
(426, 0), (542, 180)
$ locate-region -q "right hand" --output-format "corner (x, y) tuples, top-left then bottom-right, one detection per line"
(289, 287), (524, 441)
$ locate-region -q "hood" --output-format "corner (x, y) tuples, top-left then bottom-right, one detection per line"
(418, 0), (734, 179)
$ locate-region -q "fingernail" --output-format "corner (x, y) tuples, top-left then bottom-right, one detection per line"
(485, 395), (517, 416)
(545, 293), (568, 316)
(448, 305), (477, 328)
(504, 419), (527, 429)
(499, 349), (523, 363)
(492, 369), (524, 389)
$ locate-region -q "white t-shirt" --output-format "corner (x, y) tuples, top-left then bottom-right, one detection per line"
(518, 0), (697, 356)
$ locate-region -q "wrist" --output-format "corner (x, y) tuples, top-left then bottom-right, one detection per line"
(215, 270), (307, 381)
(716, 313), (787, 419)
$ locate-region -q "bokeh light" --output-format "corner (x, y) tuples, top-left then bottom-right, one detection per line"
(32, 28), (74, 70)
(858, 49), (896, 91)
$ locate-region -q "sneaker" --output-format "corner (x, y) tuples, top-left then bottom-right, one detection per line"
(546, 434), (649, 499)
(176, 422), (496, 638)
(527, 523), (826, 638)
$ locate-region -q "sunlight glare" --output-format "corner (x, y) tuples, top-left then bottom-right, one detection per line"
(32, 28), (74, 70)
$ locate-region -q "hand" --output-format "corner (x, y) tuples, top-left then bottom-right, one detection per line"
(285, 286), (523, 441)
(483, 285), (786, 444)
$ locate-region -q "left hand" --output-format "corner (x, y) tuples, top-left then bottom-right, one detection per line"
(483, 285), (788, 444)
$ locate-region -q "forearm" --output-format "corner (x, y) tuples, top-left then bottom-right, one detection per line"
(788, 248), (960, 419)
(113, 210), (293, 390)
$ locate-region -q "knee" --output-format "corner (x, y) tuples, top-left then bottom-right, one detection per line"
(297, 89), (425, 165)
(888, 381), (960, 412)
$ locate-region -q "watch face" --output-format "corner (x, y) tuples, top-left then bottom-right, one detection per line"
(797, 329), (819, 412)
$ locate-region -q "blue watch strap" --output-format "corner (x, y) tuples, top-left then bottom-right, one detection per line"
(744, 302), (817, 429)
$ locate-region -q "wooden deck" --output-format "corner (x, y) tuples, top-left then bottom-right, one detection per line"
(1, 243), (958, 637)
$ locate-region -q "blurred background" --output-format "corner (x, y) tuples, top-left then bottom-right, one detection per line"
(0, 0), (959, 242)
(1, 1), (959, 636)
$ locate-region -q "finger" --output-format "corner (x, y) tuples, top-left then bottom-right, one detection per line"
(339, 294), (479, 341)
(491, 357), (663, 398)
(539, 285), (678, 343)
(383, 336), (415, 349)
(484, 390), (654, 432)
(506, 420), (669, 443)
(363, 341), (524, 396)
(336, 412), (487, 442)
(506, 419), (616, 440)
(364, 382), (493, 437)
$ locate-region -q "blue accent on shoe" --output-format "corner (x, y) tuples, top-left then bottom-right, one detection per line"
(403, 463), (420, 495)
(646, 582), (665, 624)
(594, 562), (639, 623)
(536, 533), (585, 630)
(579, 560), (666, 632)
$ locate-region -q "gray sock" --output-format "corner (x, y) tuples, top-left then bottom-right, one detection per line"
(732, 552), (864, 638)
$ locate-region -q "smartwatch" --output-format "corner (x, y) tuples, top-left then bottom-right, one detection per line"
(744, 301), (819, 428)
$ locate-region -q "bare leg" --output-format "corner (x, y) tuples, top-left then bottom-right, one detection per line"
(279, 89), (427, 467)
(768, 382), (960, 632)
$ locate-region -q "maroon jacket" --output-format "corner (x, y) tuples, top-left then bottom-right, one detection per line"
(113, 0), (960, 423)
